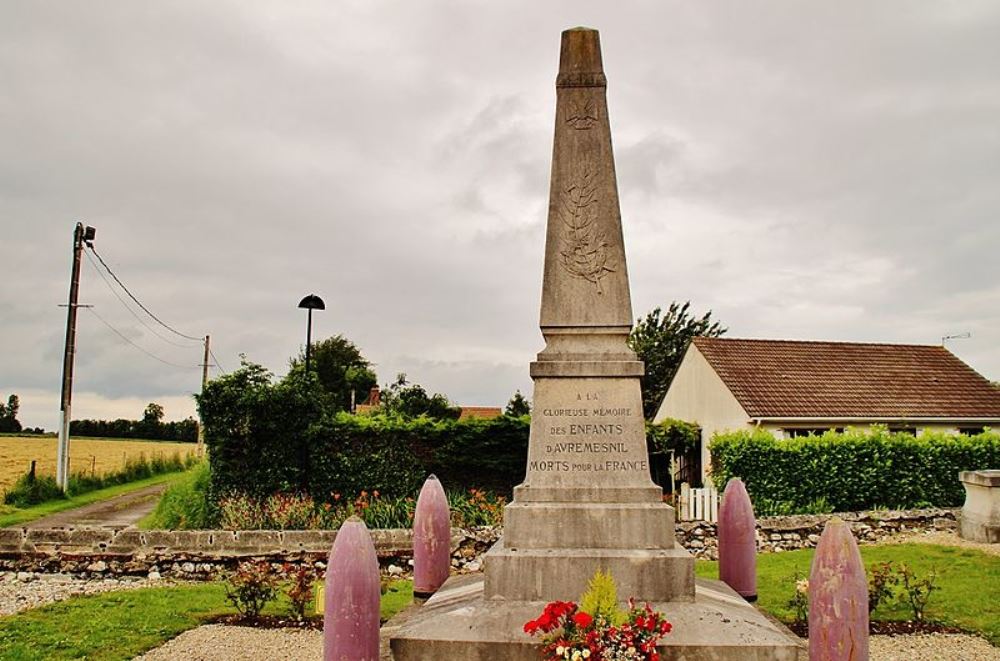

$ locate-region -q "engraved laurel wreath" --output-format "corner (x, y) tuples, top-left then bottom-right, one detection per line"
(558, 170), (615, 293)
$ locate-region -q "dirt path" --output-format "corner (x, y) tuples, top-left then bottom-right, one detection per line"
(17, 482), (169, 529)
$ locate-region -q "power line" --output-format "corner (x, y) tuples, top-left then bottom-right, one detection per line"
(85, 307), (199, 370)
(208, 347), (227, 374)
(83, 249), (201, 349)
(87, 244), (204, 342)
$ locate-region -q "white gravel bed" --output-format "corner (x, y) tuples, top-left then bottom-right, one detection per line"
(131, 625), (998, 661)
(133, 625), (322, 660)
(0, 570), (165, 616)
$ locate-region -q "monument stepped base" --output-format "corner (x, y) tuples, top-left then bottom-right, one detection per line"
(484, 536), (694, 602)
(388, 574), (804, 661)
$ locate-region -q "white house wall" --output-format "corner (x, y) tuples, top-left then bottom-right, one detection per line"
(653, 345), (751, 483)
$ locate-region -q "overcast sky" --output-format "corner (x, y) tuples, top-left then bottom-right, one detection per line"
(2, 2), (998, 430)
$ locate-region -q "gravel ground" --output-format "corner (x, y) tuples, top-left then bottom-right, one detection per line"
(132, 626), (998, 661)
(133, 625), (322, 661)
(0, 571), (164, 616)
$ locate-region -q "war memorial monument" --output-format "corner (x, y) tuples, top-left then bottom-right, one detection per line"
(389, 27), (801, 660)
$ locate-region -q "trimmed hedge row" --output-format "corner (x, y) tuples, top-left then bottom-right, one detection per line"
(200, 362), (699, 502)
(709, 428), (1000, 514)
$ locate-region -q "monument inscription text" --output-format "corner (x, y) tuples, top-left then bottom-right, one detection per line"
(529, 392), (646, 474)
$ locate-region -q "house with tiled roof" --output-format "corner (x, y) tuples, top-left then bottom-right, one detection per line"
(654, 337), (1000, 481)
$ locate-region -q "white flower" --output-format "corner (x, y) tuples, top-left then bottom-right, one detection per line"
(796, 578), (809, 594)
(556, 646), (565, 656)
(582, 651), (591, 659)
(572, 652), (581, 661)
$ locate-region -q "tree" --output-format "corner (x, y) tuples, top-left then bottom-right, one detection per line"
(628, 301), (726, 420)
(288, 334), (377, 412)
(505, 390), (531, 417)
(0, 393), (22, 433)
(143, 402), (165, 425)
(381, 373), (461, 420)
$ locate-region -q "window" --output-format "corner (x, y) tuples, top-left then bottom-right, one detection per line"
(958, 426), (986, 436)
(783, 427), (844, 438)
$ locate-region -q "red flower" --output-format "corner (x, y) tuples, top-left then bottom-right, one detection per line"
(572, 611), (594, 628)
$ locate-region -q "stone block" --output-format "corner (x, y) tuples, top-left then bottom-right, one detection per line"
(0, 528), (25, 551)
(959, 470), (1000, 543)
(503, 501), (675, 549)
(483, 537), (694, 602)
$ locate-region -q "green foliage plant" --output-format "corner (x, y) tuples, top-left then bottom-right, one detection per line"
(3, 451), (197, 508)
(579, 570), (625, 626)
(709, 427), (1000, 512)
(898, 563), (938, 622)
(787, 572), (809, 624)
(645, 417), (700, 455)
(282, 564), (315, 621)
(288, 334), (377, 412)
(505, 390), (531, 416)
(143, 461), (216, 529)
(225, 561), (279, 618)
(0, 393), (23, 433)
(628, 301), (726, 419)
(868, 561), (898, 614)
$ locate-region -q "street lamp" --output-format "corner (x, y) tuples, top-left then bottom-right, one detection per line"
(298, 294), (325, 374)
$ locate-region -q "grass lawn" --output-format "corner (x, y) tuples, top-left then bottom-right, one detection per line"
(0, 579), (413, 661)
(0, 470), (189, 528)
(696, 543), (1000, 644)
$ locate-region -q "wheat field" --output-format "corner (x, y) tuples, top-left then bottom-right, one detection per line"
(0, 435), (198, 493)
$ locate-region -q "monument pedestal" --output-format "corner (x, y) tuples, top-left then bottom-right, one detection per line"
(388, 27), (802, 659)
(388, 575), (804, 661)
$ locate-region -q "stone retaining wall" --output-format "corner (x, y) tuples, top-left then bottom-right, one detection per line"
(0, 508), (956, 578)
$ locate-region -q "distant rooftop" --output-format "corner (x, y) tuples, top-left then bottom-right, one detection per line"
(692, 337), (1000, 419)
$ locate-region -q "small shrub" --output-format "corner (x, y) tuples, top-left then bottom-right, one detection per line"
(447, 488), (506, 527)
(579, 569), (625, 626)
(2, 473), (65, 507)
(898, 563), (938, 622)
(787, 573), (809, 624)
(282, 563), (315, 621)
(144, 461), (216, 529)
(218, 494), (267, 530)
(868, 561), (898, 614)
(225, 561), (279, 618)
(263, 493), (318, 530)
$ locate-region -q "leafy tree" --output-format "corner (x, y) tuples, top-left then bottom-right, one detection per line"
(505, 390), (531, 417)
(289, 335), (377, 412)
(0, 393), (22, 433)
(628, 301), (726, 420)
(143, 402), (165, 424)
(381, 374), (461, 420)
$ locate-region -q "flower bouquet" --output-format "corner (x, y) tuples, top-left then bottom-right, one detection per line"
(523, 597), (672, 661)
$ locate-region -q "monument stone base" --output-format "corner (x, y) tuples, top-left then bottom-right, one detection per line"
(387, 574), (804, 661)
(959, 470), (1000, 543)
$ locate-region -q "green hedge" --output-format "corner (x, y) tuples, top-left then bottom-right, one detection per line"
(709, 428), (1000, 514)
(201, 361), (699, 502)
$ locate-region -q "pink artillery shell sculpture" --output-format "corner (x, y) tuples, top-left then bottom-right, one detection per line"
(808, 517), (869, 661)
(413, 474), (451, 599)
(323, 516), (380, 661)
(718, 477), (758, 601)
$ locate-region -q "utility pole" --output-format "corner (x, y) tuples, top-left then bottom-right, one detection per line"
(197, 334), (210, 455)
(57, 223), (95, 490)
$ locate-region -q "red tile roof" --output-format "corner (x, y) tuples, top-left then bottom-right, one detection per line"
(692, 337), (1000, 419)
(458, 407), (503, 420)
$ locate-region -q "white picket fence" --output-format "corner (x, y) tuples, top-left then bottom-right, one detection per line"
(676, 482), (720, 523)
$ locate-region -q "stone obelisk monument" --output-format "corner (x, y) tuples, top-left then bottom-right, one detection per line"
(484, 26), (692, 603)
(389, 28), (801, 660)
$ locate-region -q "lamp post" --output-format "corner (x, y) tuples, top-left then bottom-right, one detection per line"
(298, 294), (325, 374)
(296, 294), (324, 493)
